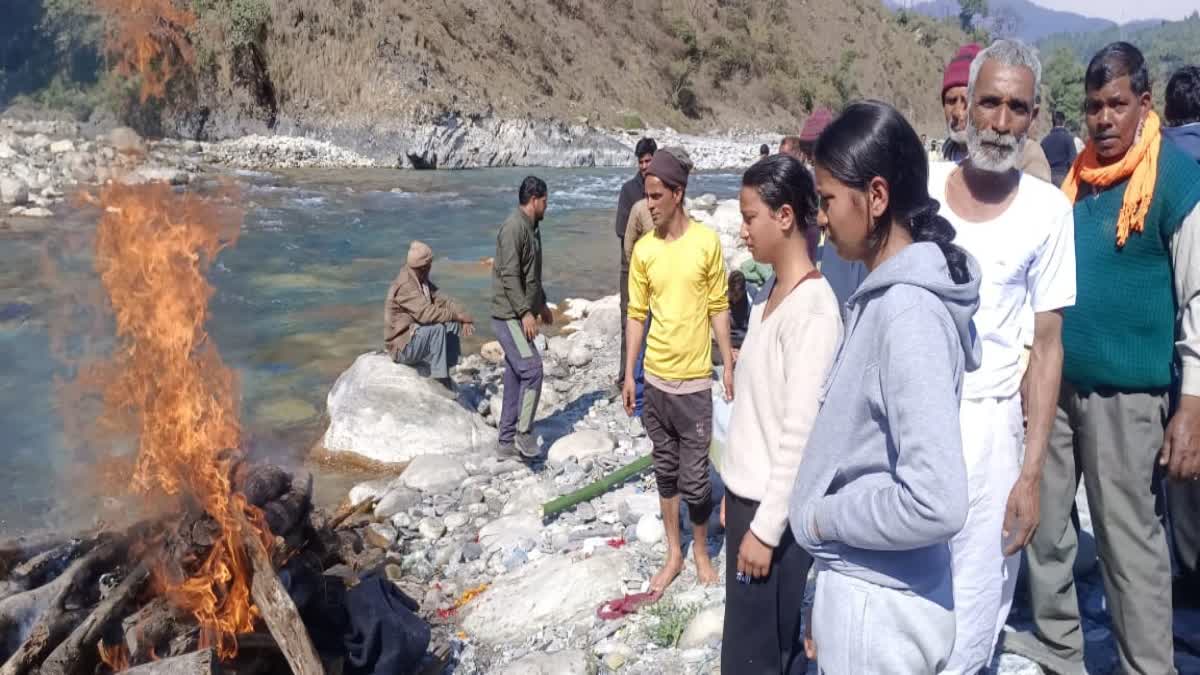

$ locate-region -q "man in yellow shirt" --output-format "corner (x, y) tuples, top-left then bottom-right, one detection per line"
(623, 147), (735, 592)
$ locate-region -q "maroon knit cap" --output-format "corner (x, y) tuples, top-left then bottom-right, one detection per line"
(799, 107), (834, 142)
(942, 43), (982, 98)
(645, 147), (691, 190)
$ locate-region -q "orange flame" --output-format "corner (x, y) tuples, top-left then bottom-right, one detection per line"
(88, 182), (264, 660)
(94, 0), (196, 102)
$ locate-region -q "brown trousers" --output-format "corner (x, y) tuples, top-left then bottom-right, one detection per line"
(644, 384), (713, 525)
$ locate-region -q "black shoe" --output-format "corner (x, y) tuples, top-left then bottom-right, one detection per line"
(514, 432), (540, 460)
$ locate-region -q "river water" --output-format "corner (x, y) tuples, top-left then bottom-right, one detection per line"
(0, 166), (742, 534)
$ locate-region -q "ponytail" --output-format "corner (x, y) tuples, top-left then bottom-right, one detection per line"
(908, 199), (970, 284)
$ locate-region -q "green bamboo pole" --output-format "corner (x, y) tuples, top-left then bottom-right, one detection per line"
(540, 454), (654, 519)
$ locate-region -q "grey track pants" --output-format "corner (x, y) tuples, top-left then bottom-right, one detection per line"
(643, 383), (713, 524)
(491, 318), (543, 444)
(1024, 383), (1175, 675)
(395, 321), (461, 379)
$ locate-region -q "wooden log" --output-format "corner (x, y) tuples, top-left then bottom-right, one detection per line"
(38, 563), (149, 675)
(329, 497), (375, 531)
(122, 598), (186, 663)
(122, 648), (217, 675)
(0, 539), (125, 675)
(238, 516), (322, 675)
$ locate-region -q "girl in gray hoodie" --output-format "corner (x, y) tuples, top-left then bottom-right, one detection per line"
(789, 101), (982, 673)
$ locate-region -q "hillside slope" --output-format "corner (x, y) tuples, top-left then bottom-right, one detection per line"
(887, 0), (1115, 43)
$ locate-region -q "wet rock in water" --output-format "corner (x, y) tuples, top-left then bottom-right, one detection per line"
(348, 478), (392, 506)
(322, 353), (496, 463)
(364, 523), (397, 549)
(460, 549), (627, 644)
(678, 603), (724, 648)
(567, 343), (593, 368)
(497, 649), (595, 675)
(480, 341), (505, 364)
(374, 485), (421, 519)
(418, 517), (446, 540)
(547, 430), (615, 463)
(478, 514), (542, 553)
(1, 177), (29, 205)
(635, 513), (664, 544)
(400, 454), (468, 492)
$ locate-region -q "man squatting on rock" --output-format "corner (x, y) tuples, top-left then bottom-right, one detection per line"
(926, 40), (1077, 675)
(491, 176), (554, 461)
(384, 240), (476, 388)
(623, 147), (735, 591)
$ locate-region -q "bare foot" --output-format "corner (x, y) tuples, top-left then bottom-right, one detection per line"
(649, 555), (685, 594)
(694, 547), (718, 586)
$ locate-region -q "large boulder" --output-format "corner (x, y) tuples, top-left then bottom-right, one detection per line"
(581, 295), (621, 338)
(0, 177), (29, 205)
(322, 353), (496, 464)
(460, 549), (627, 644)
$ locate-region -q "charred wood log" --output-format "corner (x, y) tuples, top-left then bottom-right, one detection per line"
(38, 563), (149, 675)
(122, 648), (217, 675)
(121, 598), (189, 664)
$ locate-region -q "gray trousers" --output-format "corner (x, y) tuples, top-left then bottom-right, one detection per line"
(812, 566), (955, 674)
(643, 384), (713, 525)
(1024, 383), (1174, 674)
(491, 318), (543, 444)
(395, 321), (461, 379)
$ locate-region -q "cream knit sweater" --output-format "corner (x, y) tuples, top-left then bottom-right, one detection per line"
(719, 275), (842, 546)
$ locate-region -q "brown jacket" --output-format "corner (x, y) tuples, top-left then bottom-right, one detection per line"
(384, 266), (464, 356)
(622, 198), (654, 265)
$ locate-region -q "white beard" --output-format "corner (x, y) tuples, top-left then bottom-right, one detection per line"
(967, 123), (1025, 173)
(947, 125), (968, 144)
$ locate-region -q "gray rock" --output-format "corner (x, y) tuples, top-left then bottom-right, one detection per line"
(390, 512), (414, 530)
(322, 353), (496, 463)
(0, 142), (16, 159)
(400, 454), (468, 492)
(678, 603), (724, 649)
(364, 523), (397, 549)
(574, 502), (596, 523)
(547, 430), (614, 463)
(567, 343), (593, 368)
(0, 177), (29, 205)
(19, 207), (52, 218)
(49, 139), (75, 154)
(496, 649), (595, 675)
(548, 336), (572, 361)
(460, 549), (627, 644)
(109, 127), (145, 155)
(444, 512), (470, 531)
(480, 341), (505, 364)
(461, 486), (485, 504)
(501, 547), (529, 570)
(374, 485), (421, 519)
(462, 542), (483, 561)
(478, 514), (543, 553)
(636, 514), (664, 544)
(348, 478), (392, 506)
(418, 517), (446, 540)
(582, 303), (621, 338)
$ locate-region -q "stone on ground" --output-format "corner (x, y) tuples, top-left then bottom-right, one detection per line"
(348, 478), (391, 506)
(109, 127), (145, 154)
(567, 342), (593, 367)
(0, 177), (29, 205)
(373, 485), (420, 518)
(678, 603), (724, 649)
(478, 514), (542, 553)
(48, 139), (74, 154)
(460, 549), (627, 644)
(547, 429), (614, 463)
(497, 649), (595, 675)
(582, 297), (621, 338)
(400, 454), (468, 492)
(480, 340), (505, 364)
(636, 513), (664, 544)
(322, 353), (496, 463)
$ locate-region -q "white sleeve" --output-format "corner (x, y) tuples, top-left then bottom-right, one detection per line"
(1173, 202), (1200, 397)
(1028, 193), (1077, 313)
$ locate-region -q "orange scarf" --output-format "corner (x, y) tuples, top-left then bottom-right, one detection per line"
(1061, 111), (1162, 248)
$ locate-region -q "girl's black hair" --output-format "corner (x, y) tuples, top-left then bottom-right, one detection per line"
(741, 153), (818, 235)
(813, 100), (970, 284)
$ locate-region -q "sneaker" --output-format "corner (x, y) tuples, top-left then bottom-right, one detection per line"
(514, 432), (540, 460)
(999, 630), (1086, 675)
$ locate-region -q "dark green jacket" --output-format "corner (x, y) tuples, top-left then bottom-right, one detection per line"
(491, 207), (546, 320)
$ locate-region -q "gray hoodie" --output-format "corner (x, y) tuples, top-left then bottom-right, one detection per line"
(789, 242), (982, 599)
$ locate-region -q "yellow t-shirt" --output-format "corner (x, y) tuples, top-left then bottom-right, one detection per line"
(628, 221), (729, 381)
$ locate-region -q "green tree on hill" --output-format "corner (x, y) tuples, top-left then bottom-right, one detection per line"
(957, 0), (988, 33)
(1044, 47), (1086, 131)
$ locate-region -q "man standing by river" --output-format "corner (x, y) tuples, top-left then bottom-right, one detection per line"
(927, 40), (1076, 674)
(624, 148), (734, 592)
(384, 240), (475, 389)
(616, 138), (657, 389)
(492, 176), (554, 461)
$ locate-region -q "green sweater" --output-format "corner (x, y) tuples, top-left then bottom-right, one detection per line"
(1063, 139), (1200, 392)
(491, 207), (546, 320)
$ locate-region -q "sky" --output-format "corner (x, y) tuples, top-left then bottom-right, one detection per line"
(1031, 0), (1197, 23)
